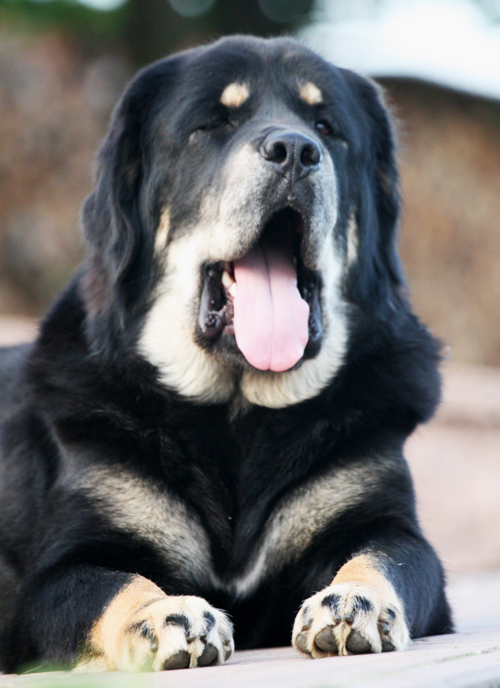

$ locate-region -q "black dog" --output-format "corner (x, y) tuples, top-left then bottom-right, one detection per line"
(0, 36), (452, 672)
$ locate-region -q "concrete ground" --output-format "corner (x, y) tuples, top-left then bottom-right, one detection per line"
(0, 630), (498, 688)
(1, 315), (499, 687)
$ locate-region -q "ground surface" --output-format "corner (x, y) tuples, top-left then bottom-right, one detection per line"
(1, 316), (499, 687)
(1, 631), (499, 688)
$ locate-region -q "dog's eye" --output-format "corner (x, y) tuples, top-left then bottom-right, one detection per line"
(197, 113), (232, 132)
(315, 120), (332, 137)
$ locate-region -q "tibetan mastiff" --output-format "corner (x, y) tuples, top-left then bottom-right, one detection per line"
(0, 36), (452, 673)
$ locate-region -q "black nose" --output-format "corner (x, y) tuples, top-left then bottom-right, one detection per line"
(260, 131), (322, 180)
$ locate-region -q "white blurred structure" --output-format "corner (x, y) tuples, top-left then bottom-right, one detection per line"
(300, 0), (500, 100)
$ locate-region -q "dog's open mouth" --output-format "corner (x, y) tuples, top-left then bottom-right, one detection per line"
(197, 208), (322, 372)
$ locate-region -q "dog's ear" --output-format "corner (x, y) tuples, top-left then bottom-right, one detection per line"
(342, 71), (407, 321)
(80, 59), (180, 358)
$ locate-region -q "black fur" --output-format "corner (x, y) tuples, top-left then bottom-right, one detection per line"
(0, 36), (452, 672)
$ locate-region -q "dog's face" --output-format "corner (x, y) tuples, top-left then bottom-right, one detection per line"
(82, 37), (404, 407)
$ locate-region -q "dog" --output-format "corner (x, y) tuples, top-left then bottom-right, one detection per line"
(0, 35), (452, 673)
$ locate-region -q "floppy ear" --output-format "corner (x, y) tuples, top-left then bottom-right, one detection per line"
(342, 72), (407, 322)
(80, 60), (179, 359)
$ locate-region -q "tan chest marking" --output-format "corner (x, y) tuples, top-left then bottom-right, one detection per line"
(71, 467), (213, 586)
(227, 460), (389, 596)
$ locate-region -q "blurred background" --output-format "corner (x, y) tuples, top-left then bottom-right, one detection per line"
(0, 0), (499, 631)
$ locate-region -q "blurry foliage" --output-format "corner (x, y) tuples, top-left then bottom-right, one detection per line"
(0, 0), (128, 53)
(0, 0), (315, 65)
(128, 0), (314, 66)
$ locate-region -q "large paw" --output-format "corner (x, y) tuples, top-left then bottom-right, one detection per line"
(78, 577), (234, 671)
(292, 582), (409, 658)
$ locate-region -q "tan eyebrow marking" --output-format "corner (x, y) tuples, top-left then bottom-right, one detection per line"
(220, 82), (250, 108)
(299, 81), (323, 105)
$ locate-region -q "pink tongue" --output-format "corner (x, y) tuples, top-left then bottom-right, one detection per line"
(233, 242), (310, 372)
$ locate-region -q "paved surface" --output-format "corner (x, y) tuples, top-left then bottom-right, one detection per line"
(0, 631), (499, 688)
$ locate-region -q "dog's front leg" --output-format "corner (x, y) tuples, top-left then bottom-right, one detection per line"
(3, 566), (233, 672)
(292, 537), (452, 657)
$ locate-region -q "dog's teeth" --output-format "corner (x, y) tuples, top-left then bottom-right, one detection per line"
(229, 282), (238, 298)
(222, 270), (235, 288)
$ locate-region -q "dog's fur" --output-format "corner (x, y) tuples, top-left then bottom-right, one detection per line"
(0, 36), (452, 672)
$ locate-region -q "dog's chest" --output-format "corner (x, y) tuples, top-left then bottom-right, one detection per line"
(74, 437), (379, 599)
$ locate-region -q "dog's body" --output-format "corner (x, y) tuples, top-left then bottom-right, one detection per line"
(0, 36), (452, 672)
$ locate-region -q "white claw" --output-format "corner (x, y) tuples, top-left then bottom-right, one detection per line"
(222, 270), (235, 288)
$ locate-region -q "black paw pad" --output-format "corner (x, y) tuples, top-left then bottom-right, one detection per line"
(296, 632), (309, 654)
(198, 643), (218, 667)
(163, 650), (190, 670)
(346, 631), (371, 654)
(314, 627), (338, 654)
(381, 637), (396, 652)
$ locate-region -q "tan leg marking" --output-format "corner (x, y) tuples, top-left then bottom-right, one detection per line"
(77, 575), (233, 672)
(332, 553), (396, 594)
(293, 554), (410, 658)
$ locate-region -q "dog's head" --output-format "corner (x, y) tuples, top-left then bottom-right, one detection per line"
(81, 36), (405, 407)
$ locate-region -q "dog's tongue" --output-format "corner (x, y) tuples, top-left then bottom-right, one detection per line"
(233, 242), (310, 372)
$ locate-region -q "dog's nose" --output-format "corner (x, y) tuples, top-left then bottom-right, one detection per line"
(260, 131), (322, 179)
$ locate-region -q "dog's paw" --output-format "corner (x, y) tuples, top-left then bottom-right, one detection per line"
(78, 577), (234, 671)
(292, 582), (409, 658)
(120, 595), (233, 671)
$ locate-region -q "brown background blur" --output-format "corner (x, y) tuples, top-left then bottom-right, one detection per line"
(0, 0), (499, 584)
